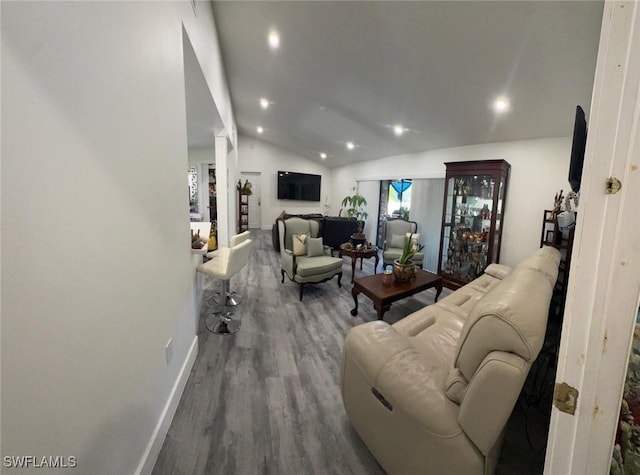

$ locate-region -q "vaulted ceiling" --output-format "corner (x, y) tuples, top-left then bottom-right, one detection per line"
(210, 1), (604, 167)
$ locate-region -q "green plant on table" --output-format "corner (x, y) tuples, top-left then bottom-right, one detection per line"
(397, 233), (424, 265)
(341, 188), (368, 234)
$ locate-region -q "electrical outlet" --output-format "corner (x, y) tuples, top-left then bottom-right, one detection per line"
(165, 338), (174, 366)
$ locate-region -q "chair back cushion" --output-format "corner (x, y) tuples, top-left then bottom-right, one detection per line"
(385, 219), (417, 245)
(230, 230), (250, 247)
(445, 246), (560, 403)
(279, 217), (320, 251)
(226, 239), (252, 277)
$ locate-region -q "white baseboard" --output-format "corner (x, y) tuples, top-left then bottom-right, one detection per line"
(136, 335), (199, 475)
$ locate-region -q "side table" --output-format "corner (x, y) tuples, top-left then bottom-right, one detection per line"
(339, 243), (379, 283)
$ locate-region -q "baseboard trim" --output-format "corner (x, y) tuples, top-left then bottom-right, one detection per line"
(136, 335), (199, 475)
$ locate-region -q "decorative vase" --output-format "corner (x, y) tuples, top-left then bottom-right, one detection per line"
(393, 260), (415, 283)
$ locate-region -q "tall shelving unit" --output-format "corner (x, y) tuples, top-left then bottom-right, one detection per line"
(208, 167), (217, 246)
(437, 160), (511, 289)
(539, 209), (576, 320)
(238, 188), (249, 233)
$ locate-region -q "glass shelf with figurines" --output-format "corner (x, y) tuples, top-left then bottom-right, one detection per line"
(438, 160), (511, 289)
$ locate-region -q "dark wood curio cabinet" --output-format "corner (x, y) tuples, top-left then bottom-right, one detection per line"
(437, 160), (511, 289)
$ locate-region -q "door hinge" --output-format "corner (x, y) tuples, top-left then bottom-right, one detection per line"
(554, 382), (579, 415)
(606, 177), (622, 194)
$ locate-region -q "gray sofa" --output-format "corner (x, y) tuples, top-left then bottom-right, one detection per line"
(341, 246), (561, 474)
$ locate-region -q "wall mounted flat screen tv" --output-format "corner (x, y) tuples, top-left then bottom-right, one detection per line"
(277, 171), (321, 201)
(568, 105), (588, 193)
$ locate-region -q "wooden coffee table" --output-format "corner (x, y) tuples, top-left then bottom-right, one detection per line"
(339, 243), (379, 283)
(351, 269), (443, 321)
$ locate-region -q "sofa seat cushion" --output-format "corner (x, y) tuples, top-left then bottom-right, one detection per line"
(383, 249), (424, 263)
(295, 255), (342, 277)
(344, 321), (462, 436)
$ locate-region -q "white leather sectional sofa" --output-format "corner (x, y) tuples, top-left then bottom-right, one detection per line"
(341, 246), (561, 474)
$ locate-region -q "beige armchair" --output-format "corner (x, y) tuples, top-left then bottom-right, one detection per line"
(382, 218), (424, 268)
(278, 217), (343, 301)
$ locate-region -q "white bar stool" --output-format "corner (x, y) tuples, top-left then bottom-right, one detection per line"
(206, 231), (251, 306)
(197, 239), (252, 334)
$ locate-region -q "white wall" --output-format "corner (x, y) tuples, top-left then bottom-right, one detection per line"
(1, 2), (234, 474)
(330, 137), (571, 267)
(356, 181), (381, 246)
(237, 135), (332, 228)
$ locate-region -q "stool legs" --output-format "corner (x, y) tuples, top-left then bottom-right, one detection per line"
(211, 279), (241, 307)
(206, 278), (241, 335)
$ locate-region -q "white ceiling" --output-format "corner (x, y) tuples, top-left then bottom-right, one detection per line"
(210, 1), (604, 167)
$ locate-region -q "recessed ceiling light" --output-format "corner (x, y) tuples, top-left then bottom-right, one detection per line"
(268, 30), (280, 49)
(256, 126), (264, 134)
(346, 142), (355, 150)
(320, 153), (327, 159)
(493, 96), (510, 113)
(260, 98), (269, 109)
(393, 124), (405, 136)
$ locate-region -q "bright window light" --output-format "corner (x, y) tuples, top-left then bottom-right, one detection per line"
(346, 142), (355, 150)
(257, 126), (264, 134)
(260, 98), (269, 109)
(393, 124), (405, 136)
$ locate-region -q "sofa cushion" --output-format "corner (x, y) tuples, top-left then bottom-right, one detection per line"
(295, 255), (342, 277)
(383, 249), (424, 263)
(292, 233), (309, 256)
(390, 234), (405, 248)
(405, 232), (421, 251)
(307, 237), (324, 257)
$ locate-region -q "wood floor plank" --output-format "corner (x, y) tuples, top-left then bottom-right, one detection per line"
(152, 229), (544, 475)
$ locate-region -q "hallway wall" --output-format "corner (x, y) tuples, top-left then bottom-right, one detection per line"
(1, 2), (233, 473)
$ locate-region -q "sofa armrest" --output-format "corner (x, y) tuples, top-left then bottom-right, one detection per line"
(281, 249), (296, 277)
(457, 351), (527, 456)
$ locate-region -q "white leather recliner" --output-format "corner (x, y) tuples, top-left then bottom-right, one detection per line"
(341, 246), (560, 474)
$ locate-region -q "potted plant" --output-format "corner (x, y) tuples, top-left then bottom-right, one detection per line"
(341, 188), (368, 245)
(393, 234), (425, 282)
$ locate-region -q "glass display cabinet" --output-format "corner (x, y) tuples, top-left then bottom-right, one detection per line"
(437, 160), (511, 289)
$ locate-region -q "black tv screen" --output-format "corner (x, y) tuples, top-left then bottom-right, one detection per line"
(568, 105), (588, 193)
(277, 171), (321, 201)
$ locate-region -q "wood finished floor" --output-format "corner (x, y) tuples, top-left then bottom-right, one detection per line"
(152, 230), (547, 475)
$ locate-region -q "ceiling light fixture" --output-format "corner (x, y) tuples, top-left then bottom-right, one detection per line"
(493, 96), (510, 113)
(393, 124), (405, 136)
(260, 98), (269, 109)
(346, 142), (355, 150)
(268, 30), (280, 49)
(256, 126), (264, 134)
(320, 153), (327, 159)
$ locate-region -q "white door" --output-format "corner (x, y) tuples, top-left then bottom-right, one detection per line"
(241, 172), (261, 229)
(544, 2), (640, 473)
